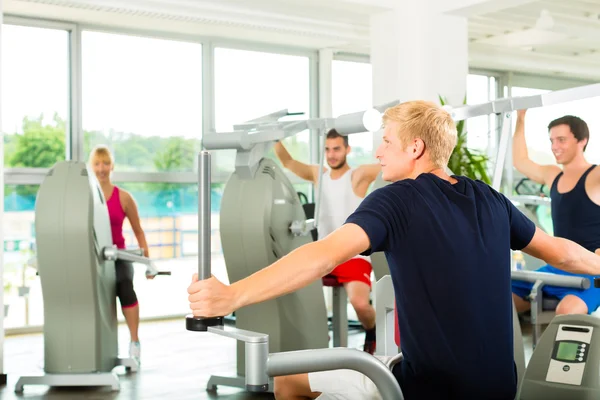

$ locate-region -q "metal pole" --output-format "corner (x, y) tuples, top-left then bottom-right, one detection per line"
(186, 150), (223, 331)
(267, 348), (403, 399)
(492, 113), (511, 192)
(314, 129), (326, 231)
(512, 270), (590, 289)
(198, 151), (211, 280)
(0, 9), (6, 385)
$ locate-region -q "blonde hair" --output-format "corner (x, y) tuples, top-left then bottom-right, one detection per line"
(89, 145), (115, 166)
(382, 100), (457, 168)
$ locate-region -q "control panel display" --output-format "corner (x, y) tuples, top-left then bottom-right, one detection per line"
(556, 342), (580, 362)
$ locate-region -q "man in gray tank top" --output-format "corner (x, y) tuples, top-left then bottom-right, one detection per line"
(274, 129), (381, 353)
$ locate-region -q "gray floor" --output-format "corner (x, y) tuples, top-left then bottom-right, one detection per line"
(0, 319), (366, 400)
(0, 319), (534, 400)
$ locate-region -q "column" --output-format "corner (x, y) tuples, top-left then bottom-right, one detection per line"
(370, 0), (469, 148)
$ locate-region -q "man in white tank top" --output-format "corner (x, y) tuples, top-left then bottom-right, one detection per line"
(274, 129), (381, 354)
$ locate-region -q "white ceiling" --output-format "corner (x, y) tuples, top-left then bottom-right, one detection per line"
(469, 0), (600, 82)
(5, 0), (600, 82)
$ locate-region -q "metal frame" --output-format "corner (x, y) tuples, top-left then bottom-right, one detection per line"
(3, 15), (75, 30)
(3, 15), (319, 186)
(69, 24), (83, 162)
(449, 82), (600, 191)
(3, 16), (78, 162)
(332, 52), (370, 63)
(1, 4), (5, 386)
(4, 168), (307, 187)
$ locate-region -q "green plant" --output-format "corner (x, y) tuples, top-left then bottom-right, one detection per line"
(439, 95), (491, 185)
(4, 280), (14, 296)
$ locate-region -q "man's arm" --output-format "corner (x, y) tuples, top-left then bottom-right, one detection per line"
(354, 164), (381, 185)
(512, 109), (560, 186)
(187, 223), (370, 317)
(273, 141), (319, 184)
(352, 164), (382, 197)
(522, 227), (600, 275)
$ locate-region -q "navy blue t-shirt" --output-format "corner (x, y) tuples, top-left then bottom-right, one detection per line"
(346, 173), (536, 400)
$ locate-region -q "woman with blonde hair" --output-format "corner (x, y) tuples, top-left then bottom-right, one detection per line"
(89, 145), (150, 362)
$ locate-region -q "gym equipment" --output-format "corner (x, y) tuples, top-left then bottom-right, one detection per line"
(200, 105), (395, 390)
(375, 275), (397, 356)
(15, 161), (168, 393)
(186, 151), (403, 399)
(321, 274), (349, 347)
(511, 270), (590, 348)
(202, 112), (329, 390)
(510, 185), (552, 272)
(517, 314), (600, 399)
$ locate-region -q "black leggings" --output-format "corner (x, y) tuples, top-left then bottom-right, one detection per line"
(116, 259), (138, 308)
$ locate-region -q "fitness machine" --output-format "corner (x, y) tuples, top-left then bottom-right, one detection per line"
(201, 111), (329, 390)
(186, 151), (404, 399)
(200, 105), (395, 390)
(15, 161), (169, 393)
(517, 314), (600, 399)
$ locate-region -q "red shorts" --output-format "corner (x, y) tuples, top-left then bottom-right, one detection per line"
(328, 258), (373, 288)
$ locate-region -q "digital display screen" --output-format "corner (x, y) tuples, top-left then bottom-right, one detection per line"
(556, 342), (579, 361)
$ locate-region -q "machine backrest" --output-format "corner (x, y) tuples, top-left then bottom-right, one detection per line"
(514, 204), (547, 271)
(35, 161), (117, 373)
(370, 174), (391, 280)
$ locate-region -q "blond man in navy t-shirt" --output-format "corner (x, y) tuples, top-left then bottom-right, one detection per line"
(188, 101), (600, 400)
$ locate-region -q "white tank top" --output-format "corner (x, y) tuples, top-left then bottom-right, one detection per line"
(316, 168), (370, 262)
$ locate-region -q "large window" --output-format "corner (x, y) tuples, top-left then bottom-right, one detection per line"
(466, 74), (498, 153)
(2, 24), (69, 168)
(2, 24), (70, 329)
(214, 48), (311, 176)
(112, 182), (225, 319)
(331, 60), (374, 166)
(82, 31), (203, 172)
(2, 182), (228, 327)
(4, 185), (39, 328)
